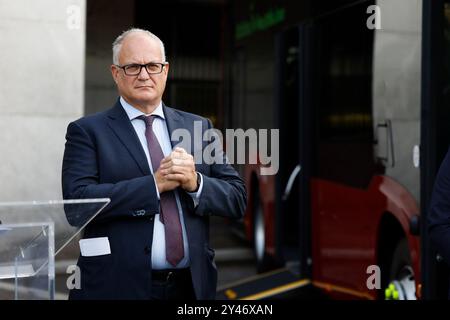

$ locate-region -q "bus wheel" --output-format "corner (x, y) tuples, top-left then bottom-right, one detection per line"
(253, 189), (269, 272)
(384, 238), (416, 300)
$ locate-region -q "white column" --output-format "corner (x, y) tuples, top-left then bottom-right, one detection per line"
(0, 0), (86, 201)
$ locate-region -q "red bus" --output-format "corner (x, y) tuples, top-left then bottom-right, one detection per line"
(229, 0), (450, 299)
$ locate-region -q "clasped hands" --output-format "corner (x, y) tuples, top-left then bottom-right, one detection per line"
(154, 147), (198, 193)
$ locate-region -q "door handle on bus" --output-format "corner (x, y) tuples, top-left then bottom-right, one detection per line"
(375, 119), (395, 167)
(282, 165), (302, 201)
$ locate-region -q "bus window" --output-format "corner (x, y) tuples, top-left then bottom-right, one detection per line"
(312, 5), (380, 189)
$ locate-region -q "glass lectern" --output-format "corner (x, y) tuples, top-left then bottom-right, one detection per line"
(0, 199), (110, 300)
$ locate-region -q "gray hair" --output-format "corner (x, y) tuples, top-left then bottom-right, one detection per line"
(112, 28), (166, 65)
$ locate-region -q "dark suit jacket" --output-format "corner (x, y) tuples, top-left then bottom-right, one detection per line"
(62, 99), (246, 300)
(428, 147), (450, 297)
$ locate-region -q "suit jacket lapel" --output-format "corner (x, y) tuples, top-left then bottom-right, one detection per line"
(106, 100), (151, 176)
(163, 103), (193, 150)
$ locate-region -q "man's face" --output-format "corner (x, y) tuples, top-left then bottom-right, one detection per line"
(111, 33), (169, 109)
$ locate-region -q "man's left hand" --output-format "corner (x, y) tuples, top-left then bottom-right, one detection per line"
(159, 147), (198, 192)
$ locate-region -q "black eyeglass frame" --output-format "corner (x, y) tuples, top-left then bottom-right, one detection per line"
(115, 62), (168, 76)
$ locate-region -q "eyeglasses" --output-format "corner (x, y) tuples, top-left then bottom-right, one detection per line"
(115, 62), (167, 76)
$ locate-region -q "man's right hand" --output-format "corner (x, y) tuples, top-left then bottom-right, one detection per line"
(154, 167), (180, 193)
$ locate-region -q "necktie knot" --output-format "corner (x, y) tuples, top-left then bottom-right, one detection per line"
(137, 114), (157, 127)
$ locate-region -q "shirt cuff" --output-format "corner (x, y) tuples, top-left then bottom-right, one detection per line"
(187, 172), (203, 207)
(152, 174), (161, 200)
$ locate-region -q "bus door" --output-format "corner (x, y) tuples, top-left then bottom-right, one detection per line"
(308, 2), (379, 294)
(275, 24), (313, 278)
(421, 0), (450, 299)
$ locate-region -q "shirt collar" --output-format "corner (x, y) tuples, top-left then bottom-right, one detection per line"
(119, 96), (165, 121)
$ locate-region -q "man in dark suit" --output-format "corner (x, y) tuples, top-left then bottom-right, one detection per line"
(62, 28), (246, 300)
(429, 148), (450, 297)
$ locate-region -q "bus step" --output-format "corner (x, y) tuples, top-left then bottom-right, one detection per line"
(216, 267), (319, 300)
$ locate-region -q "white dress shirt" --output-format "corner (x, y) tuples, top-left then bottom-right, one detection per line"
(120, 97), (203, 269)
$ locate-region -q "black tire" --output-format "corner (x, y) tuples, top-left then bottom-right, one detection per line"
(389, 238), (411, 279)
(385, 238), (416, 300)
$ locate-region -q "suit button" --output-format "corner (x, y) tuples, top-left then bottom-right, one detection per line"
(149, 215), (154, 221)
(144, 246), (151, 255)
(134, 209), (146, 216)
